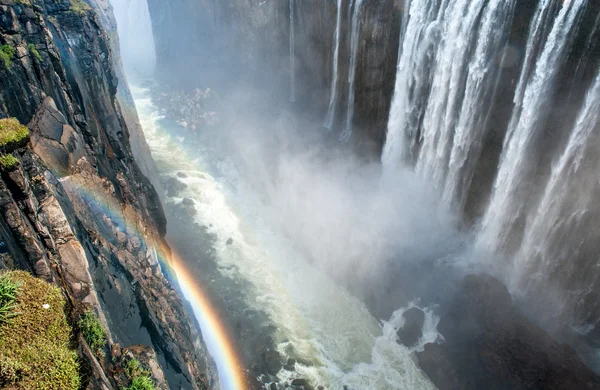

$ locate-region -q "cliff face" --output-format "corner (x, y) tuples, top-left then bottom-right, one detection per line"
(145, 0), (400, 152)
(0, 1), (210, 388)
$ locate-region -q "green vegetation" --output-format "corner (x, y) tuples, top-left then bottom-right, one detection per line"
(123, 376), (156, 390)
(0, 154), (19, 171)
(28, 43), (43, 62)
(69, 0), (91, 16)
(0, 273), (19, 323)
(0, 44), (15, 69)
(0, 271), (80, 389)
(121, 358), (156, 390)
(78, 310), (107, 356)
(0, 118), (30, 152)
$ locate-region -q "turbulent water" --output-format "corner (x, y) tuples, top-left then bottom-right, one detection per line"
(131, 85), (438, 389)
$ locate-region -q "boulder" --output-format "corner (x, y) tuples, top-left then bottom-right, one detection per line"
(417, 274), (600, 390)
(396, 307), (425, 348)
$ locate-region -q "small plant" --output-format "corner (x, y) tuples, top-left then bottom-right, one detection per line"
(0, 44), (15, 69)
(78, 310), (107, 356)
(125, 358), (145, 378)
(0, 271), (80, 389)
(0, 154), (19, 171)
(27, 43), (43, 62)
(69, 0), (91, 16)
(0, 273), (19, 323)
(123, 375), (156, 390)
(122, 358), (156, 390)
(0, 118), (30, 153)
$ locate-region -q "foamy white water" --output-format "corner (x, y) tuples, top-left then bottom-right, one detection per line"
(131, 85), (437, 389)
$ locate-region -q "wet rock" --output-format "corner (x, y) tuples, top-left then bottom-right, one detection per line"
(291, 378), (313, 390)
(164, 177), (187, 197)
(283, 357), (296, 371)
(396, 307), (425, 348)
(263, 349), (283, 376)
(176, 172), (188, 178)
(182, 198), (195, 207)
(226, 237), (233, 246)
(269, 383), (278, 390)
(417, 274), (600, 390)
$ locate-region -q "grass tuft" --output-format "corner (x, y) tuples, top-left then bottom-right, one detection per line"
(78, 310), (107, 356)
(0, 45), (15, 69)
(27, 43), (43, 63)
(122, 358), (156, 390)
(0, 271), (80, 389)
(0, 273), (19, 323)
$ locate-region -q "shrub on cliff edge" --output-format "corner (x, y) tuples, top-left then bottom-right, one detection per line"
(0, 273), (19, 323)
(122, 358), (156, 390)
(0, 271), (80, 389)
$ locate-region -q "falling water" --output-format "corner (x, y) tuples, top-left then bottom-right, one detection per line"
(323, 0), (343, 129)
(111, 0), (156, 78)
(477, 0), (586, 254)
(382, 0), (515, 209)
(515, 67), (600, 292)
(290, 0), (296, 102)
(340, 0), (364, 142)
(382, 0), (445, 168)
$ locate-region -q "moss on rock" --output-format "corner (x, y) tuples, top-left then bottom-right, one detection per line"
(0, 118), (30, 153)
(0, 271), (80, 389)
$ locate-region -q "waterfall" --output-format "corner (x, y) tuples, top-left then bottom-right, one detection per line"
(383, 0), (516, 210)
(323, 0), (343, 129)
(111, 0), (156, 78)
(477, 0), (586, 254)
(289, 0), (296, 103)
(514, 67), (600, 294)
(340, 0), (364, 142)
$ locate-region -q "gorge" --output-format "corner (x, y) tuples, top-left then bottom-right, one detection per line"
(1, 0), (600, 389)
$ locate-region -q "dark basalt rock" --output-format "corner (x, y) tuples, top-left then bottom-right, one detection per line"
(417, 274), (600, 390)
(396, 307), (425, 348)
(164, 177), (188, 197)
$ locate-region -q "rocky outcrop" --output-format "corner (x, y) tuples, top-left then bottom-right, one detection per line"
(417, 274), (600, 390)
(0, 1), (211, 388)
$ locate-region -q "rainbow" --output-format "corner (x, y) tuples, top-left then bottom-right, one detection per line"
(64, 181), (247, 390)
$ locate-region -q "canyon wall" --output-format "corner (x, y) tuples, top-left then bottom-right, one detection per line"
(0, 1), (212, 388)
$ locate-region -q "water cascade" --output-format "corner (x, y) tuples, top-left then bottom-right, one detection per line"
(383, 0), (516, 208)
(111, 0), (156, 78)
(514, 66), (600, 315)
(477, 0), (587, 255)
(323, 0), (343, 129)
(384, 0), (600, 329)
(289, 0), (296, 102)
(340, 0), (364, 141)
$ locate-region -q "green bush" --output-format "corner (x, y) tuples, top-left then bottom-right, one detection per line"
(122, 358), (156, 390)
(0, 118), (30, 152)
(69, 0), (91, 16)
(0, 271), (80, 389)
(123, 375), (156, 390)
(0, 154), (19, 171)
(78, 310), (107, 356)
(0, 44), (14, 69)
(28, 43), (43, 62)
(0, 273), (19, 323)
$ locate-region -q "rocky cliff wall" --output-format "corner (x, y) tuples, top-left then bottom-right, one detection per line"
(0, 1), (211, 388)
